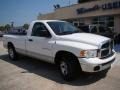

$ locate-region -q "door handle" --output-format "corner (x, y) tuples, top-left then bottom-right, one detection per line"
(28, 39), (33, 42)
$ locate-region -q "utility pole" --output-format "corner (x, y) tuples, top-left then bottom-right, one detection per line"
(11, 21), (14, 28)
(69, 0), (70, 6)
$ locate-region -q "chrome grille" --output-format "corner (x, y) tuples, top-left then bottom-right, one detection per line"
(101, 42), (109, 48)
(99, 40), (113, 59)
(101, 49), (109, 58)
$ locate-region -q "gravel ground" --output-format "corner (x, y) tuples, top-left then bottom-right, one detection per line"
(0, 40), (120, 90)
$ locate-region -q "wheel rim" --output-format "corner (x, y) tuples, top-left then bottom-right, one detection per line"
(8, 48), (14, 59)
(60, 61), (68, 76)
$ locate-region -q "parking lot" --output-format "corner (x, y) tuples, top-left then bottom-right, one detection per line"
(0, 39), (120, 90)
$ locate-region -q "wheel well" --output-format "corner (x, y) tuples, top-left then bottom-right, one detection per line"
(54, 51), (80, 65)
(7, 42), (14, 48)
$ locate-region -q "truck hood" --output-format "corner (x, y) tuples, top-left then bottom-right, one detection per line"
(58, 33), (110, 46)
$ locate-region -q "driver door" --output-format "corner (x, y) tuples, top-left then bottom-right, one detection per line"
(26, 22), (53, 63)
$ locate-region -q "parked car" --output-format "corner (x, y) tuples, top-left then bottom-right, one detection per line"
(78, 25), (115, 39)
(3, 20), (115, 81)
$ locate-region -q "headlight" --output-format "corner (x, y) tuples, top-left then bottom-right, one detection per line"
(80, 50), (97, 58)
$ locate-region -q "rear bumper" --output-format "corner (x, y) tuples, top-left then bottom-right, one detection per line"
(78, 52), (116, 72)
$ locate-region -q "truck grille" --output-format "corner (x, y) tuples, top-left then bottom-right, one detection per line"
(99, 40), (113, 59)
(101, 49), (109, 58)
(101, 42), (109, 48)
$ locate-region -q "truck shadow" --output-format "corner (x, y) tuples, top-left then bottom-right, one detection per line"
(0, 54), (108, 86)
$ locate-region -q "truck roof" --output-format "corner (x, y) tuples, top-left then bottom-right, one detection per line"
(32, 20), (65, 23)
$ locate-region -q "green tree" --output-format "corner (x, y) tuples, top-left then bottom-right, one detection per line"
(0, 26), (5, 32)
(23, 23), (29, 30)
(5, 24), (11, 32)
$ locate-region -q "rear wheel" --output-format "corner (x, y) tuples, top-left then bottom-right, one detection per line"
(8, 45), (18, 60)
(59, 54), (80, 81)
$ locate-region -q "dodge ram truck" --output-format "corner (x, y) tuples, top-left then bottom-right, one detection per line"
(3, 20), (116, 80)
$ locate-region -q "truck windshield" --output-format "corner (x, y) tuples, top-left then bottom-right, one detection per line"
(47, 21), (80, 35)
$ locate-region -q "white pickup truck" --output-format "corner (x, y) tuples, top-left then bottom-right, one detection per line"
(3, 20), (115, 80)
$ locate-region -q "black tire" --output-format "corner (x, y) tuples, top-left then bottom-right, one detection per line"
(59, 54), (80, 81)
(8, 45), (18, 60)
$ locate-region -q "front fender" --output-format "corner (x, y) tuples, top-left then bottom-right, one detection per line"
(52, 41), (98, 58)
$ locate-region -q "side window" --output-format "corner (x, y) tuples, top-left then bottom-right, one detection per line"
(31, 22), (50, 37)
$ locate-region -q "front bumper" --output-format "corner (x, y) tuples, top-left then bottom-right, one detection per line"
(78, 52), (116, 72)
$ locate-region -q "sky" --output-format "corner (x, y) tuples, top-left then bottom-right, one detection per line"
(0, 0), (77, 26)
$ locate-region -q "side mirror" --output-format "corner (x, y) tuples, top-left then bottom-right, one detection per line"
(39, 30), (51, 38)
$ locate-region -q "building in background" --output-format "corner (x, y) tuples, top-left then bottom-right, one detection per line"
(38, 0), (120, 34)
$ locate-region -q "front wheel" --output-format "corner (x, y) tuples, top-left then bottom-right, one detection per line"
(8, 46), (18, 60)
(59, 54), (80, 81)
